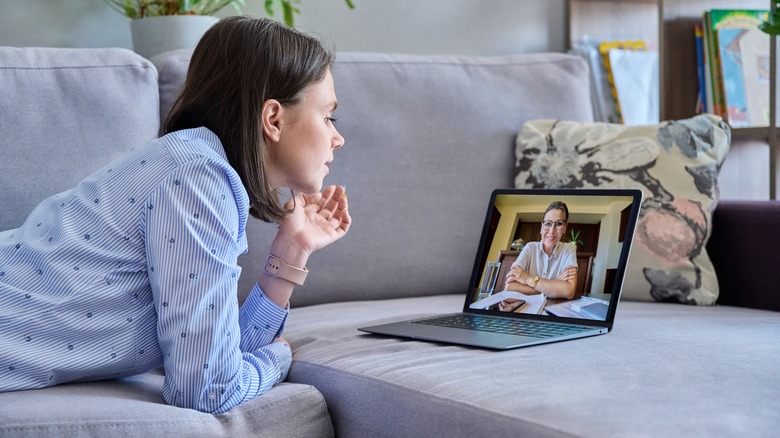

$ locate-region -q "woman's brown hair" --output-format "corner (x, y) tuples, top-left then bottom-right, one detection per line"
(164, 16), (335, 223)
(544, 201), (569, 221)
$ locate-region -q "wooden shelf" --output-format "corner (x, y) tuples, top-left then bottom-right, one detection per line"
(659, 0), (777, 199)
(566, 0), (658, 50)
(732, 127), (780, 141)
(659, 0), (770, 120)
(568, 0), (778, 200)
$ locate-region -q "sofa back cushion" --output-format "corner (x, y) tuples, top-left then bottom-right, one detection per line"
(0, 47), (160, 232)
(154, 50), (594, 307)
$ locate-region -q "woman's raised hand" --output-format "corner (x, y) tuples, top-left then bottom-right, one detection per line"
(278, 184), (351, 257)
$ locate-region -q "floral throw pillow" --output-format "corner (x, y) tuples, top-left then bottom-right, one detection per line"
(514, 114), (730, 305)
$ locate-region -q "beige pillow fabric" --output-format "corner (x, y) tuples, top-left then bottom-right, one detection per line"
(514, 114), (731, 304)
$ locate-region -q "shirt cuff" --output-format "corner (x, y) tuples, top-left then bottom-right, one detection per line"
(264, 341), (292, 384)
(238, 283), (289, 348)
(236, 341), (292, 408)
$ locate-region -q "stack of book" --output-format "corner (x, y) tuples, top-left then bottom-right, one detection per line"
(569, 38), (658, 126)
(697, 9), (771, 128)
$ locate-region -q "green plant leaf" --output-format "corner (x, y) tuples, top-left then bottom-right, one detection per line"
(282, 0), (295, 26)
(759, 7), (780, 35)
(569, 229), (583, 246)
(759, 20), (780, 36)
(102, 0), (351, 20)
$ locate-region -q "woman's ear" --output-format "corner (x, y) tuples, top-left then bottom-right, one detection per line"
(261, 99), (283, 143)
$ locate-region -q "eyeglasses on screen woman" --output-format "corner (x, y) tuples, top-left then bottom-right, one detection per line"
(542, 220), (566, 230)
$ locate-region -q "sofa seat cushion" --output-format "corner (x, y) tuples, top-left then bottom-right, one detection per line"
(0, 368), (333, 437)
(286, 295), (780, 438)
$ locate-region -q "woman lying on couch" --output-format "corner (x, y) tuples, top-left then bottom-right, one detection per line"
(0, 16), (350, 413)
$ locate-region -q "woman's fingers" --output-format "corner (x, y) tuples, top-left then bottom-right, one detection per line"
(305, 185), (350, 232)
(324, 185), (349, 227)
(301, 185), (342, 219)
(335, 204), (351, 232)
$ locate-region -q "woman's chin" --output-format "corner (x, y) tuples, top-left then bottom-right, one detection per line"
(304, 184), (325, 195)
(287, 180), (324, 195)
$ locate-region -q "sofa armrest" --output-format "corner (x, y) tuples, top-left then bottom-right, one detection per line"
(707, 200), (780, 312)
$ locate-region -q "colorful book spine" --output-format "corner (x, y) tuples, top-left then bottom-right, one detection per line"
(713, 9), (770, 127)
(598, 40), (647, 124)
(702, 15), (714, 115)
(694, 22), (706, 114)
(704, 11), (726, 118)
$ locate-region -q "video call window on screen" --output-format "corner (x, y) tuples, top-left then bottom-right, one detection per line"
(469, 194), (635, 321)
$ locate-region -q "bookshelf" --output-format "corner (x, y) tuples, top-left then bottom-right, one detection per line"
(567, 0), (779, 200)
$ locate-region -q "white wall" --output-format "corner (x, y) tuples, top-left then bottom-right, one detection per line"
(591, 200), (632, 294)
(0, 0), (566, 55)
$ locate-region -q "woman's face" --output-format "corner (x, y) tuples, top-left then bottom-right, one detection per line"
(540, 208), (567, 247)
(266, 70), (345, 194)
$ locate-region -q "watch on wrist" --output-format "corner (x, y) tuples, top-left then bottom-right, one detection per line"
(264, 255), (308, 285)
(532, 276), (540, 287)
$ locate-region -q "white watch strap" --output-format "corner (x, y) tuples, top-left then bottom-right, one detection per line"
(264, 255), (308, 285)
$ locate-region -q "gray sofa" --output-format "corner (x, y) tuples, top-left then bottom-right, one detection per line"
(1, 46), (779, 437)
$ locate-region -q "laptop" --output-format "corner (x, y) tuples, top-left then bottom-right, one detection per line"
(359, 188), (643, 350)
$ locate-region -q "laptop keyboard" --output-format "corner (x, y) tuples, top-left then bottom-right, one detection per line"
(412, 313), (592, 338)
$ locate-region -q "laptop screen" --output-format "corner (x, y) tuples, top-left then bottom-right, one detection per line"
(465, 189), (642, 324)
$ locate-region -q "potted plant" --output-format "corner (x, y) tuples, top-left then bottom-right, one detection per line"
(103, 0), (355, 58)
(568, 228), (583, 247)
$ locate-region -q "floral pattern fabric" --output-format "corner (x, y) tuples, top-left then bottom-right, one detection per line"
(514, 114), (730, 305)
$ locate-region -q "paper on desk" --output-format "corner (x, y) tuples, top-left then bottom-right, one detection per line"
(546, 297), (609, 320)
(469, 290), (546, 314)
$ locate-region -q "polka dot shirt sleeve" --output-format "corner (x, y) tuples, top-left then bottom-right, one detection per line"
(143, 158), (289, 414)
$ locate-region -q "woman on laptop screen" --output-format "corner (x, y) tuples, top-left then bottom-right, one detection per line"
(499, 201), (578, 312)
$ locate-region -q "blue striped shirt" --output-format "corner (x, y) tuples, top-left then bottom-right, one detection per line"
(0, 127), (291, 413)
